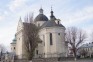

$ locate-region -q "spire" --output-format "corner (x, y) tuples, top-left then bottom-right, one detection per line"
(50, 6), (56, 20)
(19, 17), (22, 22)
(39, 7), (43, 14)
(51, 6), (54, 16)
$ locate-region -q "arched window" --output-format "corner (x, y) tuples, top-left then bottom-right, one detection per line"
(36, 50), (38, 55)
(50, 33), (53, 45)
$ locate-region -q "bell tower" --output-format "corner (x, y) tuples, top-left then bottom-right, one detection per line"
(50, 6), (56, 21)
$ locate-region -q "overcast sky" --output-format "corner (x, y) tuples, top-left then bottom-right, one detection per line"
(0, 0), (93, 50)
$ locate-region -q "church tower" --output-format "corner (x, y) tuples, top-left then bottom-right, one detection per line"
(50, 7), (56, 21)
(15, 18), (25, 59)
(11, 35), (16, 54)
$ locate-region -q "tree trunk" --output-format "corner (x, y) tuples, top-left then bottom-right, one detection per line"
(73, 51), (77, 61)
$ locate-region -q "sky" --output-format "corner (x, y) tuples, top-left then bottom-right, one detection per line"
(0, 0), (93, 50)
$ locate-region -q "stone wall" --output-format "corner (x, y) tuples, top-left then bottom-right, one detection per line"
(13, 58), (93, 62)
(59, 59), (93, 62)
(32, 58), (93, 62)
(32, 58), (58, 62)
(14, 59), (29, 62)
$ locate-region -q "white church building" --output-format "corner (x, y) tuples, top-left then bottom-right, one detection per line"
(11, 8), (68, 59)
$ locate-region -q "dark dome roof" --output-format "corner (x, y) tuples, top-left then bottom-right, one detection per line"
(34, 14), (48, 21)
(34, 8), (48, 21)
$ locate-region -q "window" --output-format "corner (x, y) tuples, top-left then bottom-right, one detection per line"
(58, 33), (60, 35)
(14, 47), (15, 49)
(50, 33), (53, 45)
(58, 21), (59, 24)
(36, 50), (38, 55)
(43, 35), (45, 46)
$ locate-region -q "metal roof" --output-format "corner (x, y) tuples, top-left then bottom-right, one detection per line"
(34, 14), (48, 21)
(81, 43), (93, 48)
(40, 20), (65, 29)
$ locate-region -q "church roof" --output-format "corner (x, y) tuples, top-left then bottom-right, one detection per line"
(40, 20), (65, 29)
(34, 8), (48, 22)
(11, 38), (16, 44)
(80, 42), (93, 48)
(34, 14), (48, 21)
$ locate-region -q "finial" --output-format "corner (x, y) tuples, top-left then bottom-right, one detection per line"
(50, 6), (56, 21)
(20, 17), (21, 20)
(51, 6), (52, 11)
(39, 7), (43, 14)
(50, 6), (54, 17)
(19, 17), (22, 21)
(51, 5), (53, 14)
(41, 5), (42, 9)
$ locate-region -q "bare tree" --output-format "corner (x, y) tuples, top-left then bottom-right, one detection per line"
(0, 44), (6, 53)
(0, 44), (6, 60)
(23, 14), (41, 60)
(65, 27), (86, 60)
(24, 13), (34, 23)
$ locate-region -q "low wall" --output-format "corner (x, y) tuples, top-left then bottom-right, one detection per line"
(13, 58), (93, 62)
(59, 60), (93, 62)
(32, 58), (93, 62)
(14, 59), (29, 62)
(32, 57), (58, 62)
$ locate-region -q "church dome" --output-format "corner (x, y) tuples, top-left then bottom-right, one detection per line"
(34, 14), (48, 21)
(34, 8), (48, 21)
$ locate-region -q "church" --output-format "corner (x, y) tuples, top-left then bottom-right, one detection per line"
(11, 7), (68, 59)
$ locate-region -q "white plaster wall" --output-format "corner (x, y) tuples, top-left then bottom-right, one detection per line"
(11, 44), (16, 53)
(39, 27), (67, 58)
(35, 21), (46, 27)
(16, 30), (23, 59)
